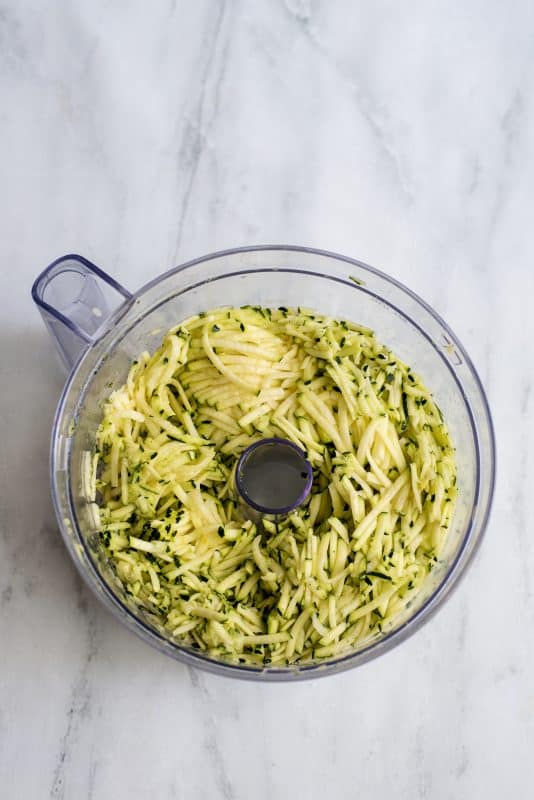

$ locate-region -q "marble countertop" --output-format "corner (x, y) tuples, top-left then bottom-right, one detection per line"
(1, 2), (533, 797)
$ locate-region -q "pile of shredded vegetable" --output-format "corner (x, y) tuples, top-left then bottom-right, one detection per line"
(93, 306), (456, 665)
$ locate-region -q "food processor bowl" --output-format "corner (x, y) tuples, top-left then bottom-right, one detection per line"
(32, 246), (495, 680)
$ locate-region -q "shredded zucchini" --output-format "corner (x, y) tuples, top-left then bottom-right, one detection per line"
(95, 306), (456, 665)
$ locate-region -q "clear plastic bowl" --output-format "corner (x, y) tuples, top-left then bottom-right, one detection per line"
(32, 246), (495, 680)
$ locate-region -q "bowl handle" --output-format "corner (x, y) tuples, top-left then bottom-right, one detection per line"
(32, 254), (132, 372)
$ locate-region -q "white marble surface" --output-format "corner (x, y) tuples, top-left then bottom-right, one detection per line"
(1, 1), (533, 797)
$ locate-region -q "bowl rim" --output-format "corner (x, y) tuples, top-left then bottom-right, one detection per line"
(50, 244), (496, 680)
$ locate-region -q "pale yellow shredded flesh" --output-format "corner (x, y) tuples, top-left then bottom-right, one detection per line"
(95, 306), (457, 665)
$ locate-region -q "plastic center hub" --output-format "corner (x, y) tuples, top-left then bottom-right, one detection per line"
(235, 437), (313, 516)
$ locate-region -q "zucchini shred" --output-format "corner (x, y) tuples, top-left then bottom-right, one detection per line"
(93, 305), (457, 666)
